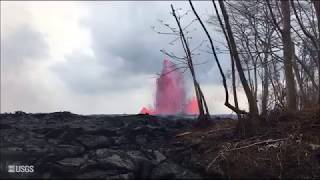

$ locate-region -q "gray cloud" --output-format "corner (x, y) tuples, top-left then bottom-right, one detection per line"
(85, 2), (171, 75)
(1, 1), (239, 114)
(1, 24), (49, 72)
(1, 24), (51, 112)
(51, 51), (150, 94)
(52, 1), (230, 96)
(107, 40), (163, 74)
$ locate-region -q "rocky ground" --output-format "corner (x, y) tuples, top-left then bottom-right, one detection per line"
(0, 109), (319, 179)
(0, 112), (206, 179)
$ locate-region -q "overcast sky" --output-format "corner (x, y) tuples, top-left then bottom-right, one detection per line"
(1, 1), (248, 115)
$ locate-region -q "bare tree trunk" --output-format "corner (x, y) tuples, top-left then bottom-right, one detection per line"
(246, 62), (253, 92)
(261, 54), (269, 115)
(280, 0), (297, 111)
(270, 57), (286, 108)
(312, 0), (320, 105)
(291, 43), (307, 109)
(254, 61), (258, 102)
(231, 56), (239, 109)
(189, 0), (247, 116)
(218, 0), (259, 116)
(171, 4), (210, 122)
(214, 0), (261, 136)
(295, 55), (318, 90)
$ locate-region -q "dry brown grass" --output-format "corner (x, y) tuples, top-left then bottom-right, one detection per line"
(167, 107), (320, 178)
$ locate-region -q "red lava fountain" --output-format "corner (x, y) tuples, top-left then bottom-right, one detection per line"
(140, 59), (199, 115)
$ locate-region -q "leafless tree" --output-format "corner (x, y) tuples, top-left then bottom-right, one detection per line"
(189, 0), (247, 117)
(162, 5), (210, 122)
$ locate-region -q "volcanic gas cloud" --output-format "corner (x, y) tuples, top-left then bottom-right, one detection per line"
(140, 59), (199, 115)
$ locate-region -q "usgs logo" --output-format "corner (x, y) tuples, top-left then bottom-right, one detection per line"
(8, 165), (34, 173)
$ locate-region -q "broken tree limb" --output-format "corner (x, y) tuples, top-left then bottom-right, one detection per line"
(227, 138), (288, 151)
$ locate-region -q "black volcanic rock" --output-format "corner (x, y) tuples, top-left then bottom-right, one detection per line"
(150, 161), (202, 179)
(77, 135), (113, 149)
(0, 112), (201, 179)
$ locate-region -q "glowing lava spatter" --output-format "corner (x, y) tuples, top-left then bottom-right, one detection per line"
(139, 59), (199, 115)
(185, 97), (200, 115)
(140, 107), (154, 115)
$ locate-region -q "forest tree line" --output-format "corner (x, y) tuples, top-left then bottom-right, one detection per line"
(156, 0), (319, 135)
